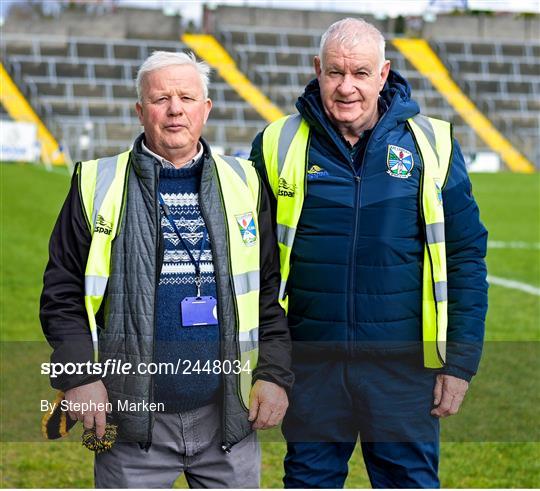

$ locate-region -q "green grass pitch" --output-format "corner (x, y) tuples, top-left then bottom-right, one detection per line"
(1, 163), (538, 487)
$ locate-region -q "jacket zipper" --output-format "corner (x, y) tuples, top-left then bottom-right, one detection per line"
(347, 109), (389, 355)
(348, 172), (361, 355)
(148, 163), (163, 445)
(199, 164), (235, 453)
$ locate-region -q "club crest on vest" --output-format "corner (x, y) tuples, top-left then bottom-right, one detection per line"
(235, 212), (257, 246)
(387, 145), (414, 179)
(278, 178), (296, 197)
(94, 214), (113, 235)
(434, 179), (443, 206)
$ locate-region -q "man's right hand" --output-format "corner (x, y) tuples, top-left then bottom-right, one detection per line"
(64, 380), (109, 439)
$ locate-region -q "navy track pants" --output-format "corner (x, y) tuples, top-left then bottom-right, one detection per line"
(282, 350), (440, 488)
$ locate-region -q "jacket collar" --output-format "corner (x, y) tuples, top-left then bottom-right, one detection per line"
(130, 133), (212, 178)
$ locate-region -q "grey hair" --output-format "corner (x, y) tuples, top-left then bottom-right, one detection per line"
(135, 50), (211, 101)
(319, 18), (386, 70)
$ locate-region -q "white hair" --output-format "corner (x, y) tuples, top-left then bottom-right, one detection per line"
(319, 18), (386, 70)
(135, 50), (211, 101)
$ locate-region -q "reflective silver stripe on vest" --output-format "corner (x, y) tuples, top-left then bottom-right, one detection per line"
(279, 280), (287, 301)
(85, 275), (108, 296)
(278, 114), (303, 175)
(434, 281), (448, 302)
(233, 270), (260, 296)
(411, 114), (438, 166)
(92, 155), (119, 227)
(220, 155), (247, 186)
(239, 327), (259, 352)
(277, 223), (296, 248)
(426, 222), (445, 244)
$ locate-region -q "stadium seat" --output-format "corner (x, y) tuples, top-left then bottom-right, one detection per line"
(15, 60), (49, 77)
(441, 42), (464, 55)
(56, 62), (87, 78)
(476, 80), (501, 93)
(77, 43), (107, 58)
(506, 81), (533, 95)
(527, 99), (540, 111)
(4, 42), (33, 56)
(47, 101), (81, 117)
(32, 81), (65, 96)
(93, 64), (123, 80)
(458, 60), (483, 74)
(73, 83), (107, 98)
(39, 43), (70, 57)
(493, 98), (524, 112)
(211, 105), (240, 121)
(488, 61), (512, 75)
(112, 83), (137, 99)
(202, 125), (217, 142)
(501, 44), (526, 57)
(275, 52), (302, 66)
(225, 125), (256, 142)
(113, 44), (141, 60)
(146, 43), (184, 53)
(287, 33), (317, 48)
(105, 123), (139, 141)
(254, 32), (282, 47)
(470, 42), (495, 56)
(519, 63), (540, 77)
(87, 102), (124, 118)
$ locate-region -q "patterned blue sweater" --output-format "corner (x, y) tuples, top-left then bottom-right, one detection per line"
(153, 158), (221, 412)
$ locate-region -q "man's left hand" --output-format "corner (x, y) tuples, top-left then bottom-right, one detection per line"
(431, 374), (469, 418)
(248, 380), (289, 430)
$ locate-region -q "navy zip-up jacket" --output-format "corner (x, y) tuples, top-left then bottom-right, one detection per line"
(251, 71), (488, 381)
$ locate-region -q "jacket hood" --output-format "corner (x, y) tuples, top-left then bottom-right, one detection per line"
(296, 69), (420, 141)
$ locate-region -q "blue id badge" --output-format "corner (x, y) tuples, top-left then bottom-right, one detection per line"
(181, 296), (218, 327)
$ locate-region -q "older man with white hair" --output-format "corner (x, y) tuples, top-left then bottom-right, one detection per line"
(40, 50), (292, 488)
(250, 18), (488, 488)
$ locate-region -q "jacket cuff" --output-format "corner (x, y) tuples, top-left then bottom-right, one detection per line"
(252, 370), (294, 395)
(53, 374), (103, 392)
(441, 364), (475, 382)
(48, 336), (98, 391)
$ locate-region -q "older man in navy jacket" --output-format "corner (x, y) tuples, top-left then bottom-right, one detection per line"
(250, 18), (488, 489)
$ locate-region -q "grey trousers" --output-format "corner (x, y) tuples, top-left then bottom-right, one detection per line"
(94, 403), (260, 488)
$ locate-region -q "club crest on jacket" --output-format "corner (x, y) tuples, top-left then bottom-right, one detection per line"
(387, 145), (414, 179)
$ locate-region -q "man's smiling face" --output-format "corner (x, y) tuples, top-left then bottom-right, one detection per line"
(314, 39), (390, 143)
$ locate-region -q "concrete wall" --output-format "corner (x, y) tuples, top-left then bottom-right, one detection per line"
(6, 4), (536, 42)
(209, 4), (539, 41)
(422, 13), (540, 41)
(206, 5), (381, 32)
(3, 5), (183, 40)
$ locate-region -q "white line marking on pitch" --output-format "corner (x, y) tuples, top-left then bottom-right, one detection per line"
(488, 241), (540, 250)
(488, 275), (540, 296)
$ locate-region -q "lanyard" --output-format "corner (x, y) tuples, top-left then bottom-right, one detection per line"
(158, 194), (207, 297)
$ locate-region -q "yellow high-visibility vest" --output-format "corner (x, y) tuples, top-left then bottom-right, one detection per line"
(78, 150), (260, 408)
(262, 114), (452, 368)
